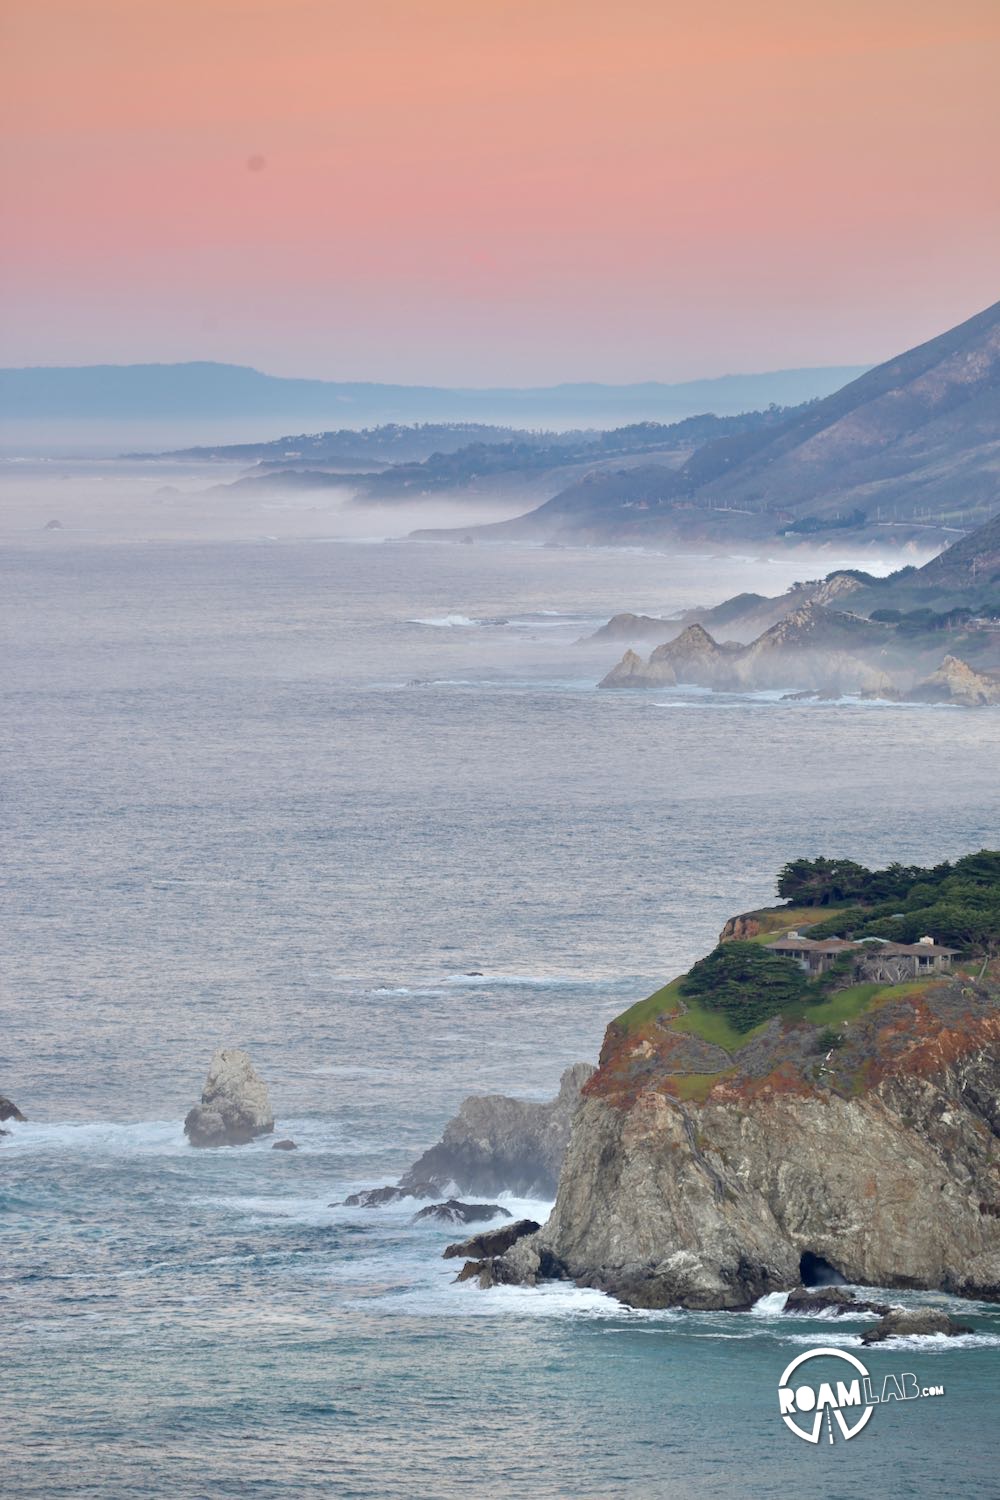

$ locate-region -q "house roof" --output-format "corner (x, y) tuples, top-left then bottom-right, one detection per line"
(766, 937), (857, 955)
(878, 941), (959, 957)
(767, 935), (958, 958)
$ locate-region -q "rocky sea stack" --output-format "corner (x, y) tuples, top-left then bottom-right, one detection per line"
(399, 1061), (595, 1198)
(184, 1048), (275, 1147)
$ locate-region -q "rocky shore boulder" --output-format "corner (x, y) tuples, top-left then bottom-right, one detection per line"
(183, 1048), (275, 1147)
(399, 1062), (595, 1198)
(861, 1308), (973, 1344)
(783, 1286), (889, 1317)
(412, 1200), (511, 1226)
(443, 1219), (541, 1260)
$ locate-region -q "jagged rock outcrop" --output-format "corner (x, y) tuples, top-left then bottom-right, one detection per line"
(412, 1200), (510, 1226)
(183, 1048), (275, 1147)
(0, 1094), (26, 1123)
(399, 1062), (595, 1198)
(600, 605), (892, 695)
(907, 655), (1000, 706)
(487, 974), (1000, 1309)
(598, 647), (666, 687)
(861, 1309), (973, 1344)
(443, 1219), (540, 1260)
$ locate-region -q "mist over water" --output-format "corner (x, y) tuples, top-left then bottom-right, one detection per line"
(3, 523), (998, 1497)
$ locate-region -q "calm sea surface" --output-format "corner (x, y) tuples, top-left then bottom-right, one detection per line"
(3, 535), (999, 1497)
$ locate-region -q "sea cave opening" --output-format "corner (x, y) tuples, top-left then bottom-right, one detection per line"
(799, 1250), (847, 1287)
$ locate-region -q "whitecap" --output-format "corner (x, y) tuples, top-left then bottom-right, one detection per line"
(370, 986), (446, 997)
(407, 614), (478, 628)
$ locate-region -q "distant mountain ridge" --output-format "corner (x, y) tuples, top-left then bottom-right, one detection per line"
(416, 298), (1000, 547)
(0, 360), (868, 427)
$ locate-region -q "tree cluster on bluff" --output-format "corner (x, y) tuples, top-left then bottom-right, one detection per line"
(777, 849), (1000, 951)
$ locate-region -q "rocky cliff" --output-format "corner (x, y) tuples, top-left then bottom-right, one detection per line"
(486, 970), (1000, 1308)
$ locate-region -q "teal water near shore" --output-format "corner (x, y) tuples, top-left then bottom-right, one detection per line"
(3, 536), (999, 1497)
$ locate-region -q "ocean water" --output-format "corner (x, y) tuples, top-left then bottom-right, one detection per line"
(2, 535), (999, 1498)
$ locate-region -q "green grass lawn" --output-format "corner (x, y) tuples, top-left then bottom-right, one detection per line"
(794, 979), (927, 1025)
(615, 971), (931, 1051)
(742, 906), (845, 944)
(615, 976), (685, 1033)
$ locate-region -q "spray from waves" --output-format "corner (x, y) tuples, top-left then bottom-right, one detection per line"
(749, 1291), (789, 1316)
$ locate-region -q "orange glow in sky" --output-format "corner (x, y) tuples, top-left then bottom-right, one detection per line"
(2, 0), (999, 381)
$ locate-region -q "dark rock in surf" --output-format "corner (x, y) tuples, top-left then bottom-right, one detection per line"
(783, 1286), (889, 1317)
(443, 1219), (541, 1260)
(453, 1259), (487, 1282)
(0, 1094), (26, 1123)
(335, 1182), (438, 1207)
(861, 1308), (973, 1344)
(412, 1199), (511, 1226)
(272, 1138), (297, 1150)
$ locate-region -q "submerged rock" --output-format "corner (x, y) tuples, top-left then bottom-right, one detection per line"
(272, 1138), (297, 1151)
(443, 1219), (541, 1260)
(861, 1309), (973, 1344)
(183, 1048), (274, 1147)
(0, 1094), (26, 1123)
(400, 1062), (595, 1198)
(412, 1199), (511, 1226)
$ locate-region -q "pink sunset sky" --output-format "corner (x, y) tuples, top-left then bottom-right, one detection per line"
(3, 0), (999, 385)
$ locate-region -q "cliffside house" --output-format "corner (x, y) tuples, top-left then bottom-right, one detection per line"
(867, 937), (958, 975)
(765, 932), (957, 978)
(764, 934), (858, 976)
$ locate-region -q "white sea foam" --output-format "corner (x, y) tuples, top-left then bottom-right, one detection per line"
(783, 1329), (1000, 1350)
(370, 985), (446, 997)
(0, 1119), (187, 1156)
(408, 614), (479, 627)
